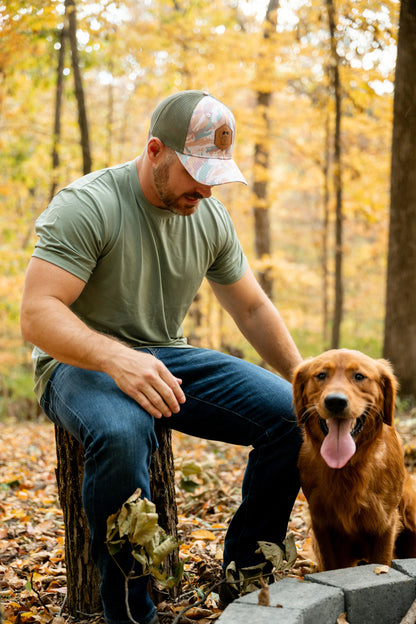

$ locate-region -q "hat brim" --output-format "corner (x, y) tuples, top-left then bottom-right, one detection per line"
(176, 152), (247, 187)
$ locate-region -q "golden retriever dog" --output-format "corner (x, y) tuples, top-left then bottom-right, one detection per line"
(293, 349), (416, 571)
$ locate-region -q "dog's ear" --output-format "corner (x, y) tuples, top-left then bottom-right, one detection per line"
(292, 361), (311, 423)
(377, 359), (399, 426)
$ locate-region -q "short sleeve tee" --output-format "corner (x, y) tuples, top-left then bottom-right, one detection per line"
(31, 159), (247, 400)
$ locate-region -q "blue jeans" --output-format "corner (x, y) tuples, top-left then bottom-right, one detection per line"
(40, 347), (301, 624)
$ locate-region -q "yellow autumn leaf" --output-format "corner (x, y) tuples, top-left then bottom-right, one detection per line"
(30, 572), (44, 583)
(189, 529), (216, 541)
(18, 612), (39, 623)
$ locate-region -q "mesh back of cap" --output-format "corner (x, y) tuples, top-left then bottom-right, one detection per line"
(150, 90), (206, 152)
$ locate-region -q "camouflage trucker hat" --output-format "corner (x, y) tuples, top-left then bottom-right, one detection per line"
(149, 90), (247, 186)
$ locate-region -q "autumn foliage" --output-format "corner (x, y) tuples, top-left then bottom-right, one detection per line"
(0, 0), (401, 412)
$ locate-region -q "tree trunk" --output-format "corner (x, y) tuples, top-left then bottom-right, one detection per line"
(326, 0), (343, 349)
(383, 0), (416, 397)
(65, 0), (92, 174)
(49, 24), (66, 203)
(55, 423), (179, 615)
(322, 108), (331, 347)
(55, 427), (102, 615)
(149, 422), (180, 602)
(253, 0), (279, 300)
(253, 92), (273, 299)
(105, 73), (114, 168)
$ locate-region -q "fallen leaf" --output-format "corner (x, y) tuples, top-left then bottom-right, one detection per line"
(190, 530), (217, 541)
(374, 565), (390, 575)
(182, 606), (213, 619)
(257, 578), (270, 606)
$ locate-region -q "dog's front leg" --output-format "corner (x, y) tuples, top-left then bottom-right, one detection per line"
(369, 528), (396, 565)
(312, 524), (355, 571)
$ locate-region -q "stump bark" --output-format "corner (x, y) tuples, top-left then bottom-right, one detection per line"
(55, 422), (179, 616)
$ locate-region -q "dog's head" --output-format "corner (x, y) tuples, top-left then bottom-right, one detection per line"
(292, 349), (398, 469)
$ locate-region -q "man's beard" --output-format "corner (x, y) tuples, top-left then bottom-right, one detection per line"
(153, 161), (202, 215)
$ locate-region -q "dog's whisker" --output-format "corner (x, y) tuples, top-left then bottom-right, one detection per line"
(298, 404), (318, 424)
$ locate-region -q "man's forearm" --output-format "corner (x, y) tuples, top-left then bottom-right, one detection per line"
(21, 295), (125, 374)
(236, 299), (302, 382)
(21, 296), (186, 417)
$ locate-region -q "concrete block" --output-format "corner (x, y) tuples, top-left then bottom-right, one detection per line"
(306, 564), (416, 624)
(237, 577), (345, 624)
(391, 558), (416, 577)
(217, 602), (303, 623)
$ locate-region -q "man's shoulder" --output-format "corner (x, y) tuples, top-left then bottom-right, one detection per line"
(66, 160), (133, 193)
(196, 196), (234, 233)
(49, 162), (132, 212)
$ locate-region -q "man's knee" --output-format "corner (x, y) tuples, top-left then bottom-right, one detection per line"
(86, 407), (158, 461)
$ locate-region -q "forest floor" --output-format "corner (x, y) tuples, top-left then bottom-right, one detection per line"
(1, 412), (416, 624)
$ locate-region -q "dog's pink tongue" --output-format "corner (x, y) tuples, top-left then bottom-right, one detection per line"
(320, 418), (356, 469)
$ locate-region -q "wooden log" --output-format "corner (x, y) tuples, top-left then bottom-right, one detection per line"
(54, 426), (102, 614)
(55, 422), (179, 615)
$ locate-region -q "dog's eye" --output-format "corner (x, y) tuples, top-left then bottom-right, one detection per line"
(316, 372), (327, 381)
(354, 372), (366, 381)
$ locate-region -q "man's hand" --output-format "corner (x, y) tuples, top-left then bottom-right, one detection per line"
(105, 347), (186, 419)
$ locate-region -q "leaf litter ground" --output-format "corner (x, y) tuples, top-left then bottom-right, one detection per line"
(1, 415), (416, 624)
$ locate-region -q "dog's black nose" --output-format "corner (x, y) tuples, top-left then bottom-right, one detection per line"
(324, 392), (349, 413)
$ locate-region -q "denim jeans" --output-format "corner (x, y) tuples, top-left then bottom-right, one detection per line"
(40, 347), (301, 624)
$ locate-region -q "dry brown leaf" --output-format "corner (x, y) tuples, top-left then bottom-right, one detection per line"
(183, 606), (213, 619)
(257, 577), (270, 606)
(374, 565), (390, 575)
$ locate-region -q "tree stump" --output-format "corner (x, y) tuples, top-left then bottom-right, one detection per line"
(149, 422), (180, 603)
(54, 422), (179, 616)
(54, 426), (101, 614)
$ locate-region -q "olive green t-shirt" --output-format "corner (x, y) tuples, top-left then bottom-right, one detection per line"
(31, 159), (247, 401)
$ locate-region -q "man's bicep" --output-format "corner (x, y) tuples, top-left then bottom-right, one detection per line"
(22, 257), (86, 307)
(208, 266), (267, 319)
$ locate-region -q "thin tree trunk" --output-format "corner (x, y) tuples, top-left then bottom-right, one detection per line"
(326, 0), (343, 349)
(105, 79), (114, 168)
(322, 108), (331, 347)
(65, 0), (92, 174)
(253, 0), (279, 300)
(49, 25), (66, 202)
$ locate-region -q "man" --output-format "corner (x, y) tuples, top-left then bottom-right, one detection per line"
(21, 90), (302, 624)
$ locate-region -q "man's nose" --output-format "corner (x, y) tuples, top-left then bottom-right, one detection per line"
(197, 183), (212, 198)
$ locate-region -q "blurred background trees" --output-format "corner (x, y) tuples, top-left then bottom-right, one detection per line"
(2, 0), (414, 416)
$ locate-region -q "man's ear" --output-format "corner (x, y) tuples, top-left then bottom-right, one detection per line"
(146, 137), (164, 163)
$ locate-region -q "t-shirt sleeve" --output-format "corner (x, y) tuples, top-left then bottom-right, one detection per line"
(33, 188), (107, 283)
(206, 203), (248, 285)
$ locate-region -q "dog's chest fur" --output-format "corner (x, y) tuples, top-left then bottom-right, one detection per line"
(299, 427), (405, 535)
